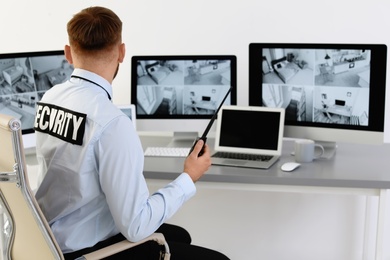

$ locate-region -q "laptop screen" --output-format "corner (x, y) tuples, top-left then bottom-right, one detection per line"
(117, 104), (137, 130)
(215, 106), (285, 155)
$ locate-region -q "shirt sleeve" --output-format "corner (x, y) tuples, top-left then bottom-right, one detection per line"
(96, 116), (196, 242)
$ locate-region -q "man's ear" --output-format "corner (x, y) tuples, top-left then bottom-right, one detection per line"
(118, 43), (125, 63)
(64, 45), (73, 64)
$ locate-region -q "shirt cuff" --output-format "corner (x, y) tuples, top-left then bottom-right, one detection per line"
(175, 172), (197, 200)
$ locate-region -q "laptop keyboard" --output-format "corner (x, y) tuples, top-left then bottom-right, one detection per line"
(212, 152), (273, 162)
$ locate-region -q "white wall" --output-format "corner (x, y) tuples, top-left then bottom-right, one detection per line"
(3, 1), (390, 259)
(2, 0), (389, 143)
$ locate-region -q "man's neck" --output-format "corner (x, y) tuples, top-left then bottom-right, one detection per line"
(75, 61), (116, 84)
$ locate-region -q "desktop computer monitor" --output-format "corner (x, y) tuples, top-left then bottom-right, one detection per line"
(131, 55), (237, 147)
(248, 43), (387, 158)
(0, 50), (74, 150)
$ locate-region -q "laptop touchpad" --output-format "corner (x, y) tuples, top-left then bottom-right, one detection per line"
(223, 160), (246, 165)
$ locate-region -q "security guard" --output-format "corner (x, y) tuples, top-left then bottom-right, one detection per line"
(34, 6), (229, 260)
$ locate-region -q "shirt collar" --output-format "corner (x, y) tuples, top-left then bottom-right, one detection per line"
(71, 68), (113, 100)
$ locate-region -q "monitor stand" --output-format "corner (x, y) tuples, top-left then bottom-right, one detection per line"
(167, 132), (199, 148)
(315, 141), (337, 159)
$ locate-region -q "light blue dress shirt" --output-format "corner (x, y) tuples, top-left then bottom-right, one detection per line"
(35, 69), (196, 253)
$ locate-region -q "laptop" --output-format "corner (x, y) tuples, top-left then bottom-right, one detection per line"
(117, 104), (137, 130)
(211, 105), (285, 169)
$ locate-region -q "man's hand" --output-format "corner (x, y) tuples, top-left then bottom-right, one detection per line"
(183, 139), (211, 182)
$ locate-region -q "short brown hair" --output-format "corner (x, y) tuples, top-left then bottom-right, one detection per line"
(67, 6), (122, 53)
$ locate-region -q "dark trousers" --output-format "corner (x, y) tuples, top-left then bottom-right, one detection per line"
(64, 223), (229, 260)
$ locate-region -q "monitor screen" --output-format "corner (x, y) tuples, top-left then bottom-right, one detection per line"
(131, 55), (237, 146)
(0, 50), (74, 150)
(248, 43), (387, 158)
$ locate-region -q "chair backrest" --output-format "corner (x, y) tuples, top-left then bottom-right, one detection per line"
(0, 113), (64, 260)
(0, 113), (170, 260)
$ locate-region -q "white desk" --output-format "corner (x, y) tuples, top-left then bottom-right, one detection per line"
(140, 135), (390, 260)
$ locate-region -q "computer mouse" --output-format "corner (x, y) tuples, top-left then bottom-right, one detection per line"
(281, 162), (301, 172)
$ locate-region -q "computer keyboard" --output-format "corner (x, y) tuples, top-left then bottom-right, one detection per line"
(144, 147), (190, 157)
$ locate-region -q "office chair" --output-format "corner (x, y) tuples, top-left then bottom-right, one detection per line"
(0, 113), (170, 260)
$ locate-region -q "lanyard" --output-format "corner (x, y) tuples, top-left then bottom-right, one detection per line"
(71, 75), (111, 100)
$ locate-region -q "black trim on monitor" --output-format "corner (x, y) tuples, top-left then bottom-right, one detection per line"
(131, 55), (237, 119)
(248, 43), (387, 133)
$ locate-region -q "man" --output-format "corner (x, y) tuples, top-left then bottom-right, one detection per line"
(34, 6), (229, 259)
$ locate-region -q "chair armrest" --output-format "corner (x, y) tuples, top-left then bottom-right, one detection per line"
(78, 233), (170, 260)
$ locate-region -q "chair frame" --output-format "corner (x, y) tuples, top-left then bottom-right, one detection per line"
(0, 115), (62, 259)
(0, 114), (170, 260)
